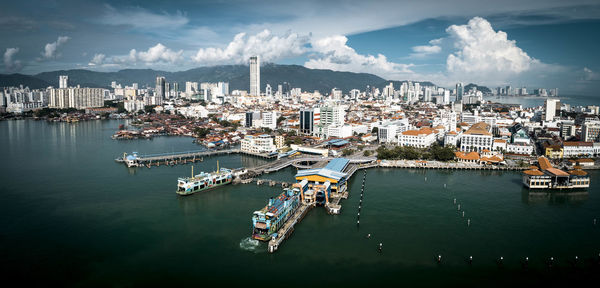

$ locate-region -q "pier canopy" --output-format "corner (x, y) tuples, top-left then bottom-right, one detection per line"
(295, 158), (350, 192)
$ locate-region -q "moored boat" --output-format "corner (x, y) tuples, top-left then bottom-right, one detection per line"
(177, 162), (233, 195)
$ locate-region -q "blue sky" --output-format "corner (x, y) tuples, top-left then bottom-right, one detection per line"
(2, 0), (600, 94)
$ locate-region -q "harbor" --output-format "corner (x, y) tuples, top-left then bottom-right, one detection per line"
(114, 146), (595, 253)
(3, 120), (600, 287)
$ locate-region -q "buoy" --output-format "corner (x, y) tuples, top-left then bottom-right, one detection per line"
(458, 204), (461, 211)
(453, 198), (456, 204)
(378, 243), (383, 253)
(425, 177), (427, 181)
(467, 219), (471, 226)
(549, 257), (554, 267)
(498, 256), (503, 266)
(462, 211), (465, 217)
(444, 184), (446, 188)
(469, 256), (473, 265)
(437, 255), (442, 263)
(367, 233), (371, 238)
(594, 219), (597, 225)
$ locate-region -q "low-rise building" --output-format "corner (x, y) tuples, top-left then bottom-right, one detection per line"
(398, 127), (437, 148)
(460, 122), (493, 152)
(240, 134), (277, 154)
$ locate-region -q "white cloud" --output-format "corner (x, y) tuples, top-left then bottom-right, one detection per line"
(192, 29), (309, 65)
(3, 48), (23, 72)
(410, 41), (442, 58)
(445, 17), (536, 78)
(88, 53), (106, 66)
(304, 35), (414, 78)
(41, 36), (70, 60)
(101, 5), (188, 30)
(114, 43), (183, 65)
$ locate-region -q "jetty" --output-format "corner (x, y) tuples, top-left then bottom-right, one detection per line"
(115, 149), (277, 168)
(268, 203), (312, 253)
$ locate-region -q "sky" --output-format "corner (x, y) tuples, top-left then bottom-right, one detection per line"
(2, 0), (600, 94)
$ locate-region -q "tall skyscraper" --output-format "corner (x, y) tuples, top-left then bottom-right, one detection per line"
(59, 75), (68, 89)
(249, 56), (260, 96)
(155, 76), (166, 99)
(544, 99), (560, 121)
(299, 109), (315, 135)
(455, 82), (464, 102)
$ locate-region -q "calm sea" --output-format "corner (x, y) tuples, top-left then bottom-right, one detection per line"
(484, 94), (599, 108)
(1, 120), (599, 287)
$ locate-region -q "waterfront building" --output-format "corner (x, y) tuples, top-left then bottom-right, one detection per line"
(249, 56), (260, 96)
(398, 127), (436, 148)
(460, 122), (493, 152)
(506, 142), (534, 155)
(295, 158), (349, 194)
(563, 141), (594, 158)
(544, 144), (563, 159)
(522, 157), (590, 189)
(241, 134), (276, 154)
(59, 75), (68, 89)
(492, 139), (507, 152)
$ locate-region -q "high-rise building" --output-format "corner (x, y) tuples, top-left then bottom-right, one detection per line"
(544, 99), (560, 122)
(455, 82), (464, 102)
(49, 87), (105, 109)
(59, 75), (68, 89)
(164, 82), (170, 98)
(249, 56), (260, 96)
(423, 87), (432, 102)
(155, 76), (166, 99)
(299, 109), (318, 135)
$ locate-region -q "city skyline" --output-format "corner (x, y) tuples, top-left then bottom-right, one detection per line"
(2, 0), (600, 95)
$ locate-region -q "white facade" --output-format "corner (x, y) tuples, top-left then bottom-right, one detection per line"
(261, 111), (277, 130)
(544, 99), (559, 121)
(59, 75), (68, 89)
(249, 56), (260, 96)
(460, 122), (493, 152)
(398, 128), (437, 148)
(327, 124), (353, 138)
(241, 134), (276, 154)
(506, 142), (534, 155)
(49, 88), (105, 109)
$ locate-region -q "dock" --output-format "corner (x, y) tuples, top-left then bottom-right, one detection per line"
(115, 149), (277, 168)
(268, 203), (312, 253)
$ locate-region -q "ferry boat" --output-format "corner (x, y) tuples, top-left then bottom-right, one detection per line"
(176, 162), (233, 195)
(252, 188), (301, 241)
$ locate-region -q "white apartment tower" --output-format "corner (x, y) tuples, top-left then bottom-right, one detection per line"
(544, 99), (560, 122)
(59, 75), (68, 89)
(249, 56), (260, 96)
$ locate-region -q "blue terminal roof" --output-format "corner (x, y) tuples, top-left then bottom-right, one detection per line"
(326, 139), (350, 147)
(324, 158), (350, 172)
(295, 168), (347, 181)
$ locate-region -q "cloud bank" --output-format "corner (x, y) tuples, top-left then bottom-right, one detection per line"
(4, 48), (23, 72)
(41, 36), (70, 60)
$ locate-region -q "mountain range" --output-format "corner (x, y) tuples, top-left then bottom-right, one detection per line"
(0, 64), (456, 93)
